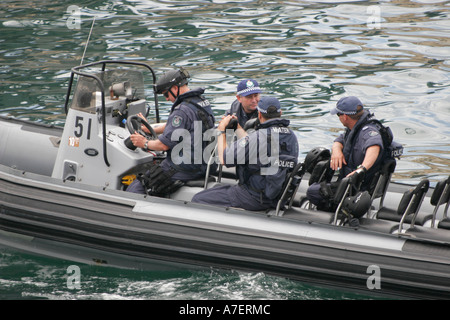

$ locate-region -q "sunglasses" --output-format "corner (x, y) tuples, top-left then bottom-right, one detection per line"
(162, 90), (170, 98)
(337, 112), (344, 117)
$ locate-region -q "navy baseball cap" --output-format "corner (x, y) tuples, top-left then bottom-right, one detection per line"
(331, 96), (364, 115)
(257, 96), (281, 114)
(236, 79), (262, 97)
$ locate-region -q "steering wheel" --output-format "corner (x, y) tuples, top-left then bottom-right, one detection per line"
(126, 114), (156, 140)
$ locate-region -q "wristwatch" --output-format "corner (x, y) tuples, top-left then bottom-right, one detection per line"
(356, 164), (367, 173)
(144, 140), (149, 150)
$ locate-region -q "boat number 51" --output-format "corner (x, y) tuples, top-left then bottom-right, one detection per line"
(74, 116), (92, 140)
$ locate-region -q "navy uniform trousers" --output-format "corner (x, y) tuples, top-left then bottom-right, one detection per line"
(192, 184), (274, 211)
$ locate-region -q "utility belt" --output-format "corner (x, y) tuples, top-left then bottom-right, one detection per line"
(137, 163), (184, 197)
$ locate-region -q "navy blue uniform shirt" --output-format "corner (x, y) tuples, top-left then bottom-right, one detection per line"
(159, 88), (216, 181)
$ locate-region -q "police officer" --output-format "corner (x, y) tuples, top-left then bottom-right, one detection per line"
(226, 79), (262, 129)
(306, 96), (384, 210)
(127, 67), (216, 195)
(192, 96), (299, 211)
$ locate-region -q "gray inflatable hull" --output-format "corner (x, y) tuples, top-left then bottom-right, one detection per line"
(0, 115), (449, 299)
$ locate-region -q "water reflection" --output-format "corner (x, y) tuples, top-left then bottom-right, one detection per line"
(0, 0), (449, 183)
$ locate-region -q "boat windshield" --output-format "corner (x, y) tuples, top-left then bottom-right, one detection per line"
(70, 69), (146, 113)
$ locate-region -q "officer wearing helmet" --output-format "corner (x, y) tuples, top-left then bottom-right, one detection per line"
(127, 67), (216, 195)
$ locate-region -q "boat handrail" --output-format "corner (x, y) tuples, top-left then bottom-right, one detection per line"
(370, 159), (397, 209)
(204, 138), (219, 189)
(399, 179), (430, 233)
(430, 176), (450, 228)
(64, 60), (159, 167)
(275, 162), (306, 216)
(332, 170), (365, 225)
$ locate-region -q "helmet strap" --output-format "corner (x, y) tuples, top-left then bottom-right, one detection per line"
(168, 86), (180, 99)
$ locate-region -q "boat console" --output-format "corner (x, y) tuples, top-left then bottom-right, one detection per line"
(51, 61), (163, 190)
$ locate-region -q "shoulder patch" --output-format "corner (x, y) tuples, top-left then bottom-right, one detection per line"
(172, 115), (183, 127)
(369, 130), (379, 137)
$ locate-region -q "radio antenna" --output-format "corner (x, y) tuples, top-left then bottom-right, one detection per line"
(80, 17), (96, 66)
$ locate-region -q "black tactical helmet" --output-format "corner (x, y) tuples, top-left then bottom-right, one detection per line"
(341, 191), (371, 218)
(304, 147), (331, 174)
(154, 67), (190, 94)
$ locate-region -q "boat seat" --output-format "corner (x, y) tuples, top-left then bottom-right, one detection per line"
(285, 166), (366, 226)
(296, 171), (367, 225)
(169, 177), (218, 202)
(401, 177), (450, 241)
(428, 175), (450, 229)
(283, 207), (335, 225)
(401, 226), (450, 243)
(184, 176), (216, 188)
(308, 159), (334, 186)
(331, 170), (366, 225)
(274, 162), (306, 216)
(377, 206), (431, 226)
(438, 219), (450, 230)
(359, 217), (399, 234)
(295, 157), (334, 210)
(368, 159), (396, 210)
(377, 179), (430, 233)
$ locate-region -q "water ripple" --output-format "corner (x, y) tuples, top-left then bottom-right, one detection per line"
(1, 0), (450, 301)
